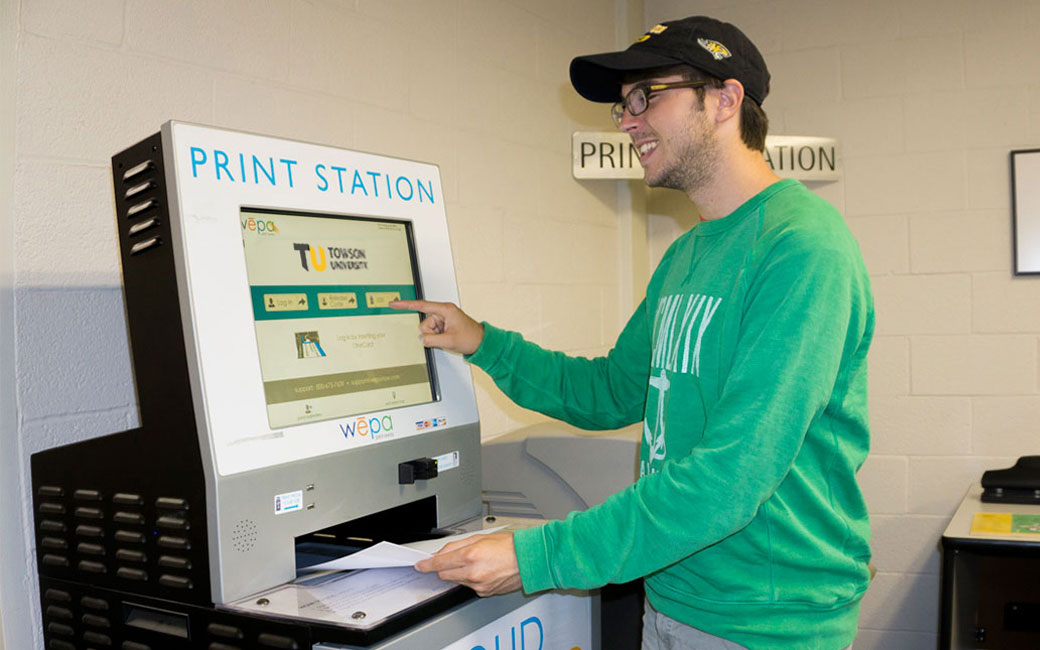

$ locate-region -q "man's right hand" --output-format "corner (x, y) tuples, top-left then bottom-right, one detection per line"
(389, 299), (485, 355)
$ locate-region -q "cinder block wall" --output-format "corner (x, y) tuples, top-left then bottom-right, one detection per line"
(9, 1), (1040, 648)
(0, 1), (624, 646)
(644, 1), (1040, 648)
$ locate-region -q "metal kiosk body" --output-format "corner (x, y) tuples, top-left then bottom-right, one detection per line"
(30, 122), (597, 650)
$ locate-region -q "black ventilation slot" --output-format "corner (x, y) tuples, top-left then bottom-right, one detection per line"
(40, 583), (117, 650)
(120, 153), (163, 254)
(36, 485), (74, 579)
(37, 483), (201, 596)
(73, 489), (102, 501)
(124, 179), (156, 200)
(126, 198), (158, 219)
(122, 159), (155, 183)
(129, 236), (163, 255)
(128, 217), (159, 237)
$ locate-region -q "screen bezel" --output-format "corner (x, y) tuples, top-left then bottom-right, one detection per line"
(166, 121), (478, 477)
(239, 205), (440, 428)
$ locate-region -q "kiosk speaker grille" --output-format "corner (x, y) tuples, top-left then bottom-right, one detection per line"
(231, 519), (258, 552)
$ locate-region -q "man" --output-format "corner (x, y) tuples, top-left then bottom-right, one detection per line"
(392, 15), (873, 650)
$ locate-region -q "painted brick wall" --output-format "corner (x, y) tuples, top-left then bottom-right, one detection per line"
(645, 1), (1040, 648)
(2, 1), (623, 646)
(14, 1), (1040, 648)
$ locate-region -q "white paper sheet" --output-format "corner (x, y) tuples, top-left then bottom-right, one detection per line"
(402, 525), (506, 555)
(299, 525), (507, 574)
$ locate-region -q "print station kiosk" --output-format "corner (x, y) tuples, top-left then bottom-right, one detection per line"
(30, 122), (597, 650)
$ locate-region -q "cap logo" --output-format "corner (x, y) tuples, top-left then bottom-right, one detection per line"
(697, 38), (732, 61)
(636, 24), (668, 43)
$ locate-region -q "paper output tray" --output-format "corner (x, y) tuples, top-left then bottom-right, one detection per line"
(223, 567), (473, 646)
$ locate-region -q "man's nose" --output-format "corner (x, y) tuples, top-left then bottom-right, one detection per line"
(618, 107), (641, 132)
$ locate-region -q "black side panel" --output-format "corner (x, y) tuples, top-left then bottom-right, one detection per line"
(113, 132), (196, 425)
(39, 578), (312, 650)
(31, 132), (213, 634)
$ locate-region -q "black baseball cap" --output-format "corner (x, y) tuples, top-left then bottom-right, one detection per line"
(570, 16), (770, 106)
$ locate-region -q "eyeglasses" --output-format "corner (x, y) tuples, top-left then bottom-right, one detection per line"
(611, 80), (710, 126)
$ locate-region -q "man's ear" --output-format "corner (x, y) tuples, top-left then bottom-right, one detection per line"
(714, 79), (745, 124)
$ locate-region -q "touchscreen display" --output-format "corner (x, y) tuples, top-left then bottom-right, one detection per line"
(241, 208), (434, 429)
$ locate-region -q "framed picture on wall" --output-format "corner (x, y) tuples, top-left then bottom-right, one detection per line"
(1011, 149), (1040, 275)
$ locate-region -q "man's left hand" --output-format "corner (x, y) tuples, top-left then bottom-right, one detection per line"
(414, 532), (522, 597)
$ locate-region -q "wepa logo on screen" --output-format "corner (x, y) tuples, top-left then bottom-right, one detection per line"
(241, 215), (279, 236)
(293, 243), (369, 272)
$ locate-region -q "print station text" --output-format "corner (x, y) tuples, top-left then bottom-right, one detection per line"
(188, 146), (436, 203)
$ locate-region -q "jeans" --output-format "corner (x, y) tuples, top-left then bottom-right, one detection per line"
(641, 600), (853, 650)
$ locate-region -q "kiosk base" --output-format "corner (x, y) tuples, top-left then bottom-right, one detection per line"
(41, 576), (596, 650)
(316, 591), (597, 650)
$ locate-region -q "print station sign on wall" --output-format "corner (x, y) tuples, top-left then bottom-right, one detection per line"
(573, 132), (842, 182)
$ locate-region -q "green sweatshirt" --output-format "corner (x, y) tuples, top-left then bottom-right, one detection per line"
(467, 179), (874, 649)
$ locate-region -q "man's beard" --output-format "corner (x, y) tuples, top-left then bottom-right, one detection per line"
(646, 113), (719, 193)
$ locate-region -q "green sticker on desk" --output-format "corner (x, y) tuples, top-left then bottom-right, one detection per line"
(971, 513), (1040, 535)
(1011, 514), (1040, 534)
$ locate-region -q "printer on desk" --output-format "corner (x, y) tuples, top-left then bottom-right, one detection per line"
(30, 122), (597, 650)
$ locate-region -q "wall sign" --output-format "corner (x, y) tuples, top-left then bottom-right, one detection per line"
(1011, 149), (1040, 275)
(572, 132), (842, 182)
(572, 132), (643, 179)
(762, 135), (841, 181)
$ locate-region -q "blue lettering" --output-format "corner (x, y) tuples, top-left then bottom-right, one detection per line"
(339, 422), (356, 438)
(351, 169), (368, 196)
(315, 164), (329, 191)
(396, 176), (414, 201)
(280, 158), (297, 187)
(366, 171), (381, 197)
(214, 149), (234, 181)
(370, 417), (381, 434)
(417, 178), (435, 204)
(331, 165), (347, 193)
(385, 174), (393, 199)
(253, 155), (276, 185)
(238, 152), (246, 182)
(190, 147), (207, 178)
(520, 617), (542, 650)
(468, 616), (543, 650)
